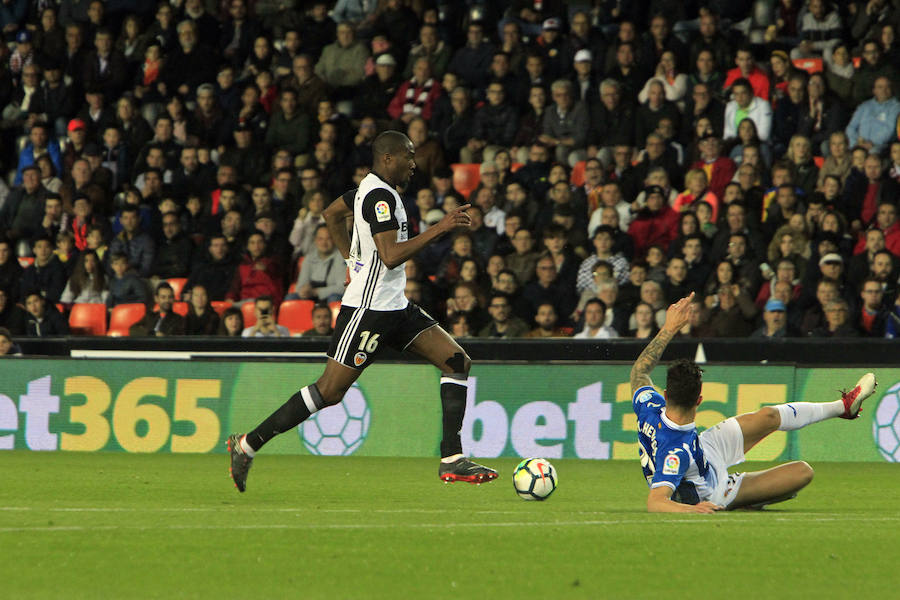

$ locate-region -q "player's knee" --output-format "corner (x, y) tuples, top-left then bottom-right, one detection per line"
(796, 461), (815, 486)
(760, 406), (781, 430)
(315, 380), (349, 407)
(444, 351), (471, 375)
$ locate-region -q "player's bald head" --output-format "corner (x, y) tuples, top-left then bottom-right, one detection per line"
(373, 130), (412, 159)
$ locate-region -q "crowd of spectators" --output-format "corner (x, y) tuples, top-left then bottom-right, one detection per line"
(1, 0), (900, 342)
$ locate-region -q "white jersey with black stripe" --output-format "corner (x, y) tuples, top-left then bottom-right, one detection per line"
(342, 172), (409, 311)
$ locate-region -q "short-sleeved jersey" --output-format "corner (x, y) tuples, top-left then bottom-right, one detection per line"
(341, 173), (409, 311)
(632, 386), (715, 504)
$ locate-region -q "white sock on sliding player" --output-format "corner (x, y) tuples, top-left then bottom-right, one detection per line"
(775, 401), (844, 431)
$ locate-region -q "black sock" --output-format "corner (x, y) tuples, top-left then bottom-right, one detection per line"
(246, 384), (325, 452)
(440, 374), (467, 457)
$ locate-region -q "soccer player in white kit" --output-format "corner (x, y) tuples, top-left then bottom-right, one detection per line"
(630, 293), (877, 512)
(227, 131), (498, 491)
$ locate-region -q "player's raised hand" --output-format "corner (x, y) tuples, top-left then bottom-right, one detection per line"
(438, 203), (472, 233)
(663, 292), (696, 333)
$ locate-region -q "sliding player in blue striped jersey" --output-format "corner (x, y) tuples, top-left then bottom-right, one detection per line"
(630, 293), (877, 512)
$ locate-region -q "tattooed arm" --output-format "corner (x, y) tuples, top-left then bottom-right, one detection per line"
(630, 293), (696, 394)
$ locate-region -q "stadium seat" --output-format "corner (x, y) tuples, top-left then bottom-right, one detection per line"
(792, 57), (823, 74)
(329, 301), (341, 326)
(107, 304), (146, 337)
(510, 162), (524, 172)
(570, 161), (586, 187)
(288, 281), (297, 294)
(211, 301), (232, 316)
(166, 278), (188, 300)
(277, 300), (315, 335)
(241, 301), (257, 327)
(68, 303), (107, 336)
(451, 163), (480, 199)
(153, 302), (189, 316)
(17, 256), (33, 268)
(814, 156), (825, 168)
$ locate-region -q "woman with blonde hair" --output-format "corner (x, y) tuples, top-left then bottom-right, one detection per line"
(673, 168), (720, 222)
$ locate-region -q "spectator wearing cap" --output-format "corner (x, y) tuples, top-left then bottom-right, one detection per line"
(448, 21), (494, 91)
(570, 49), (598, 104)
(9, 30), (39, 83)
(724, 78), (773, 142)
(34, 60), (75, 140)
(535, 17), (566, 80)
(751, 299), (796, 337)
(404, 23), (450, 80)
(14, 123), (62, 186)
(356, 52), (400, 120)
(539, 79), (588, 167)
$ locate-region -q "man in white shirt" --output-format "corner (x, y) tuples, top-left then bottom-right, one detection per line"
(575, 298), (619, 339)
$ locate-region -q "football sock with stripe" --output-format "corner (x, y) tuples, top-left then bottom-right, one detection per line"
(245, 385), (325, 452)
(440, 374), (467, 457)
(775, 401), (844, 431)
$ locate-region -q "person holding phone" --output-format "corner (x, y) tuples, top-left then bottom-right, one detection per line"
(241, 295), (289, 337)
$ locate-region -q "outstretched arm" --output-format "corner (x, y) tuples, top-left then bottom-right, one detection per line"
(373, 204), (471, 269)
(630, 293), (695, 394)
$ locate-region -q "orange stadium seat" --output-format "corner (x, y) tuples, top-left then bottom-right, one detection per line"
(107, 304), (146, 337)
(277, 300), (314, 335)
(329, 301), (341, 327)
(451, 163), (480, 199)
(814, 156), (825, 168)
(570, 160), (586, 186)
(792, 58), (823, 74)
(241, 301), (257, 327)
(510, 162), (524, 172)
(211, 301), (232, 316)
(166, 278), (187, 300)
(68, 303), (107, 336)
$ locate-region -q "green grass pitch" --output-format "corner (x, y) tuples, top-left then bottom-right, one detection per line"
(1, 452), (898, 599)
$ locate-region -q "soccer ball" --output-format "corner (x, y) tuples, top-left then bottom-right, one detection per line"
(873, 382), (900, 462)
(299, 385), (370, 456)
(512, 458), (557, 501)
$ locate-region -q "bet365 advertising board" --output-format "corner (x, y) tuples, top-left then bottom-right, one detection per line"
(0, 360), (897, 462)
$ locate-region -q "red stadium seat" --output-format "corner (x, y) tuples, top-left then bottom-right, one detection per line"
(792, 57), (823, 74)
(570, 161), (586, 187)
(166, 278), (188, 300)
(68, 303), (107, 336)
(510, 162), (524, 172)
(451, 163), (481, 199)
(814, 156), (824, 168)
(107, 304), (146, 337)
(329, 301), (341, 327)
(242, 301), (257, 327)
(211, 301), (232, 316)
(277, 300), (315, 335)
(17, 257), (33, 268)
(152, 302), (188, 316)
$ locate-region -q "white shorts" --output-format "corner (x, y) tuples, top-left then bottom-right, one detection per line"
(699, 417), (746, 508)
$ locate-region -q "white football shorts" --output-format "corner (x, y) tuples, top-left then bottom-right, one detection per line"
(699, 417), (746, 508)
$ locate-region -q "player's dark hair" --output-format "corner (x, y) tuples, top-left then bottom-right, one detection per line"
(666, 359), (704, 410)
(373, 130), (410, 158)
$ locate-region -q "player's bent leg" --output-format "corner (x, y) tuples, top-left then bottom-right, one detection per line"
(407, 326), (498, 484)
(228, 359), (362, 492)
(727, 461), (815, 510)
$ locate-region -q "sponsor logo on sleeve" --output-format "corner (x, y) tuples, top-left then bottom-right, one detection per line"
(636, 390), (653, 404)
(374, 200), (391, 222)
(662, 452), (681, 475)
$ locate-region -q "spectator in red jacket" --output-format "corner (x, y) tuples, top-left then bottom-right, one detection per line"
(690, 134), (736, 200)
(227, 231), (284, 306)
(628, 185), (679, 256)
(387, 57), (442, 123)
